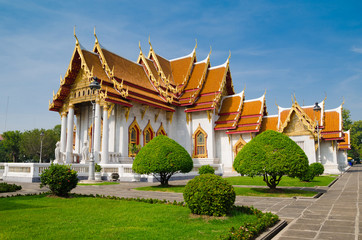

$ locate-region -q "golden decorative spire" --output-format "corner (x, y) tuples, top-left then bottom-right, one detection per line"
(275, 98), (279, 108)
(195, 39), (198, 49)
(94, 26), (98, 44)
(148, 36), (153, 51)
(74, 26), (79, 46)
(341, 96), (345, 106)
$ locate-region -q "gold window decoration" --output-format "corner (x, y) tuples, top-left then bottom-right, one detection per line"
(143, 120), (155, 145)
(192, 124), (208, 158)
(156, 123), (167, 136)
(233, 136), (247, 157)
(129, 118), (141, 157)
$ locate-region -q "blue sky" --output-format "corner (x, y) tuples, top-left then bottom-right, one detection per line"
(0, 0), (361, 133)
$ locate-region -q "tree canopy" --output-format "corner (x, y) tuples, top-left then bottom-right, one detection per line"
(0, 125), (60, 162)
(132, 135), (193, 186)
(233, 130), (309, 189)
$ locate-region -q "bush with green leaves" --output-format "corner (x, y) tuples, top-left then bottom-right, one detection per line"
(183, 174), (235, 216)
(95, 163), (102, 172)
(0, 182), (22, 193)
(299, 162), (325, 182)
(198, 165), (215, 175)
(132, 135), (193, 186)
(40, 164), (79, 197)
(310, 162), (324, 176)
(233, 130), (309, 189)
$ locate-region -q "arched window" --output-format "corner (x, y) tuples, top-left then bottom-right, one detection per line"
(233, 136), (247, 157)
(192, 124), (208, 158)
(143, 121), (154, 145)
(129, 118), (141, 157)
(156, 123), (167, 136)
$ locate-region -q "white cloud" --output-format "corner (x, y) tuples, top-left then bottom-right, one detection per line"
(351, 46), (362, 54)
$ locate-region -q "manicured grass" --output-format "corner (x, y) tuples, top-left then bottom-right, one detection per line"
(224, 175), (336, 187)
(134, 185), (318, 198)
(0, 195), (269, 240)
(78, 182), (120, 186)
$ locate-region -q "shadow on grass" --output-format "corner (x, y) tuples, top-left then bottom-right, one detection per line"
(0, 195), (47, 212)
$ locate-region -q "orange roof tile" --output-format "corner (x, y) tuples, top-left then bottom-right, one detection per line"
(218, 95), (242, 114)
(240, 100), (263, 117)
(227, 125), (260, 134)
(338, 131), (351, 150)
(170, 55), (194, 86)
(237, 117), (261, 125)
(101, 49), (158, 93)
(183, 61), (207, 90)
(260, 116), (278, 132)
(82, 50), (109, 82)
(156, 54), (175, 85)
(322, 111), (341, 133)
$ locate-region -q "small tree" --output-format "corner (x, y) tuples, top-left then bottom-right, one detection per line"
(40, 164), (78, 197)
(233, 130), (309, 189)
(132, 135), (193, 186)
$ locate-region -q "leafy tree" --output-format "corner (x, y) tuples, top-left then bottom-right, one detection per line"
(1, 131), (22, 162)
(233, 130), (309, 189)
(0, 142), (8, 162)
(20, 128), (59, 162)
(132, 135), (193, 186)
(342, 108), (353, 131)
(350, 120), (362, 159)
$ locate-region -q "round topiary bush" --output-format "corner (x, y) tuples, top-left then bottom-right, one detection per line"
(310, 162), (324, 176)
(298, 167), (315, 182)
(198, 165), (215, 175)
(133, 135), (193, 186)
(183, 174), (235, 216)
(40, 164), (79, 197)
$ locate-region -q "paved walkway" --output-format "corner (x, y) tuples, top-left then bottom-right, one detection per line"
(1, 165), (361, 239)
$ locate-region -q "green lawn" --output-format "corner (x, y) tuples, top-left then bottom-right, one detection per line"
(0, 195), (271, 240)
(224, 175), (336, 187)
(134, 185), (317, 198)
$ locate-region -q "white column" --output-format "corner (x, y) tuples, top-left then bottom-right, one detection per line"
(60, 112), (67, 153)
(101, 104), (109, 164)
(75, 114), (81, 161)
(93, 101), (102, 163)
(66, 105), (75, 163)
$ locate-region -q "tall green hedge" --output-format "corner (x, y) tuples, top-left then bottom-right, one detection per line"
(233, 130), (309, 189)
(132, 135), (193, 186)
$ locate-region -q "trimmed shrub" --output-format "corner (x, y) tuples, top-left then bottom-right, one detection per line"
(95, 163), (102, 172)
(0, 182), (22, 193)
(40, 164), (79, 197)
(310, 162), (324, 176)
(299, 167), (315, 182)
(299, 163), (325, 182)
(183, 174), (235, 216)
(133, 135), (193, 186)
(233, 130), (309, 189)
(198, 165), (215, 175)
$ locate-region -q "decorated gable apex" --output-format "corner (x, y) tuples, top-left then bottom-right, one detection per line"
(261, 97), (345, 142)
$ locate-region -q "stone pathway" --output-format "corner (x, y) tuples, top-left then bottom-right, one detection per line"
(1, 165), (361, 239)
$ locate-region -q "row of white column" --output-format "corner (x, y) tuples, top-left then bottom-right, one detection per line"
(59, 103), (110, 164)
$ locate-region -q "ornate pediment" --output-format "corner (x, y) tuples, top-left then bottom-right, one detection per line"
(283, 112), (314, 137)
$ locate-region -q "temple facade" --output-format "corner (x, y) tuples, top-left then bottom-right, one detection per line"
(48, 32), (350, 180)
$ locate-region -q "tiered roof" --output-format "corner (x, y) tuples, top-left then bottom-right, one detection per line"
(214, 91), (267, 134)
(338, 130), (351, 150)
(49, 33), (234, 114)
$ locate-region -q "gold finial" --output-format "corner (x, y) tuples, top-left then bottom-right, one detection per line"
(275, 99), (279, 107)
(195, 39), (198, 49)
(74, 26), (79, 46)
(243, 84), (246, 92)
(94, 26), (98, 44)
(264, 89), (266, 96)
(291, 94), (294, 103)
(209, 45), (212, 56)
(323, 92), (327, 102)
(228, 50), (231, 61)
(341, 96), (345, 106)
(294, 93), (297, 102)
(148, 36), (153, 50)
